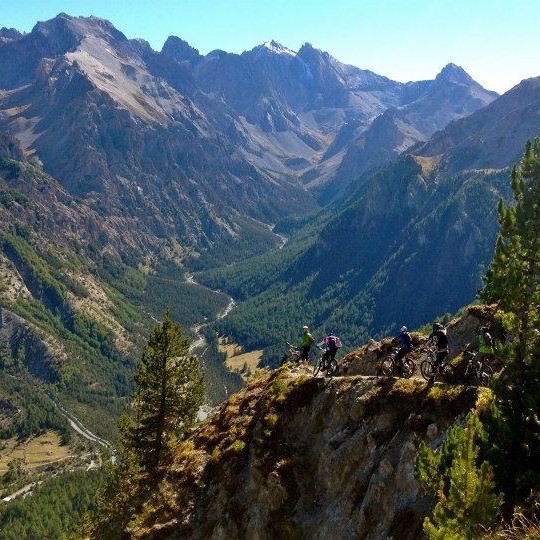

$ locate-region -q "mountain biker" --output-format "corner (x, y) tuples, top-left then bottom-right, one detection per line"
(319, 332), (341, 368)
(392, 326), (414, 365)
(299, 325), (314, 363)
(425, 322), (449, 365)
(478, 326), (494, 364)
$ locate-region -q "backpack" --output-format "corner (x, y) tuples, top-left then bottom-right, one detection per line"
(327, 335), (342, 349)
(435, 328), (448, 349)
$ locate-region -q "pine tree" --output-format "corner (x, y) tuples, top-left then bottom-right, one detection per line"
(126, 310), (205, 472)
(480, 137), (540, 512)
(92, 312), (205, 537)
(416, 414), (502, 539)
(481, 137), (540, 364)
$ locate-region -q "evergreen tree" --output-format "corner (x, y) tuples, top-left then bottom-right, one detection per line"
(480, 137), (540, 512)
(481, 137), (540, 363)
(416, 413), (502, 539)
(126, 310), (205, 472)
(92, 312), (205, 537)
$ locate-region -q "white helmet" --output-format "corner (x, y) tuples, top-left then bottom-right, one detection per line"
(303, 325), (309, 330)
(400, 326), (407, 332)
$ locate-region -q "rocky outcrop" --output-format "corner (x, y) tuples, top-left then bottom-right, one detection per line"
(0, 307), (63, 382)
(0, 132), (24, 161)
(130, 370), (479, 539)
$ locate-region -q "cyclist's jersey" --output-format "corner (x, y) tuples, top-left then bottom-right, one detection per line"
(478, 333), (494, 354)
(324, 335), (339, 351)
(396, 331), (413, 350)
(428, 329), (448, 350)
(301, 332), (314, 348)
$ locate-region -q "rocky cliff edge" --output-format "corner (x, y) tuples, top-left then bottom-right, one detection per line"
(129, 367), (484, 539)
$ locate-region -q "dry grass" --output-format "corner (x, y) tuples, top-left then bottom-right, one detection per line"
(66, 271), (132, 352)
(219, 337), (263, 379)
(412, 154), (443, 176)
(485, 507), (540, 539)
(0, 431), (71, 473)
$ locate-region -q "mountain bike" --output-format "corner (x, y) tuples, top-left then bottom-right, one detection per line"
(420, 347), (456, 383)
(462, 351), (494, 386)
(279, 341), (302, 366)
(380, 348), (415, 378)
(312, 346), (338, 377)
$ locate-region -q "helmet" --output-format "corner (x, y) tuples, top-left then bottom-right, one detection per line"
(400, 326), (407, 332)
(303, 325), (309, 330)
(479, 326), (488, 333)
(433, 322), (443, 331)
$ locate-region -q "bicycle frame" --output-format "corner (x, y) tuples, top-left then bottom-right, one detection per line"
(280, 341), (302, 366)
(464, 352), (483, 378)
(420, 347), (454, 382)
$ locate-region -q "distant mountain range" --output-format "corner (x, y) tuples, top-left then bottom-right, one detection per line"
(0, 14), (496, 265)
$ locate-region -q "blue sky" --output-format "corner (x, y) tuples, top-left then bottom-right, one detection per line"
(4, 0), (540, 93)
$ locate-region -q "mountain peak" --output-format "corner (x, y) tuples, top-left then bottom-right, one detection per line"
(0, 27), (22, 42)
(297, 42), (334, 64)
(32, 13), (127, 45)
(435, 63), (474, 85)
(299, 42), (316, 52)
(162, 36), (200, 62)
(251, 40), (296, 56)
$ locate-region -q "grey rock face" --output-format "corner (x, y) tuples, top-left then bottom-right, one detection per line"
(0, 133), (24, 160)
(131, 372), (478, 539)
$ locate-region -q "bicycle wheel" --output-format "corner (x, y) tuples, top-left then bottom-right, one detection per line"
(479, 365), (494, 386)
(401, 359), (415, 379)
(326, 359), (338, 377)
(312, 357), (322, 377)
(441, 364), (456, 384)
(380, 358), (394, 376)
(420, 360), (435, 381)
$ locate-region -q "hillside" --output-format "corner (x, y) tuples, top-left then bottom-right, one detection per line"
(0, 14), (308, 271)
(0, 134), (241, 443)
